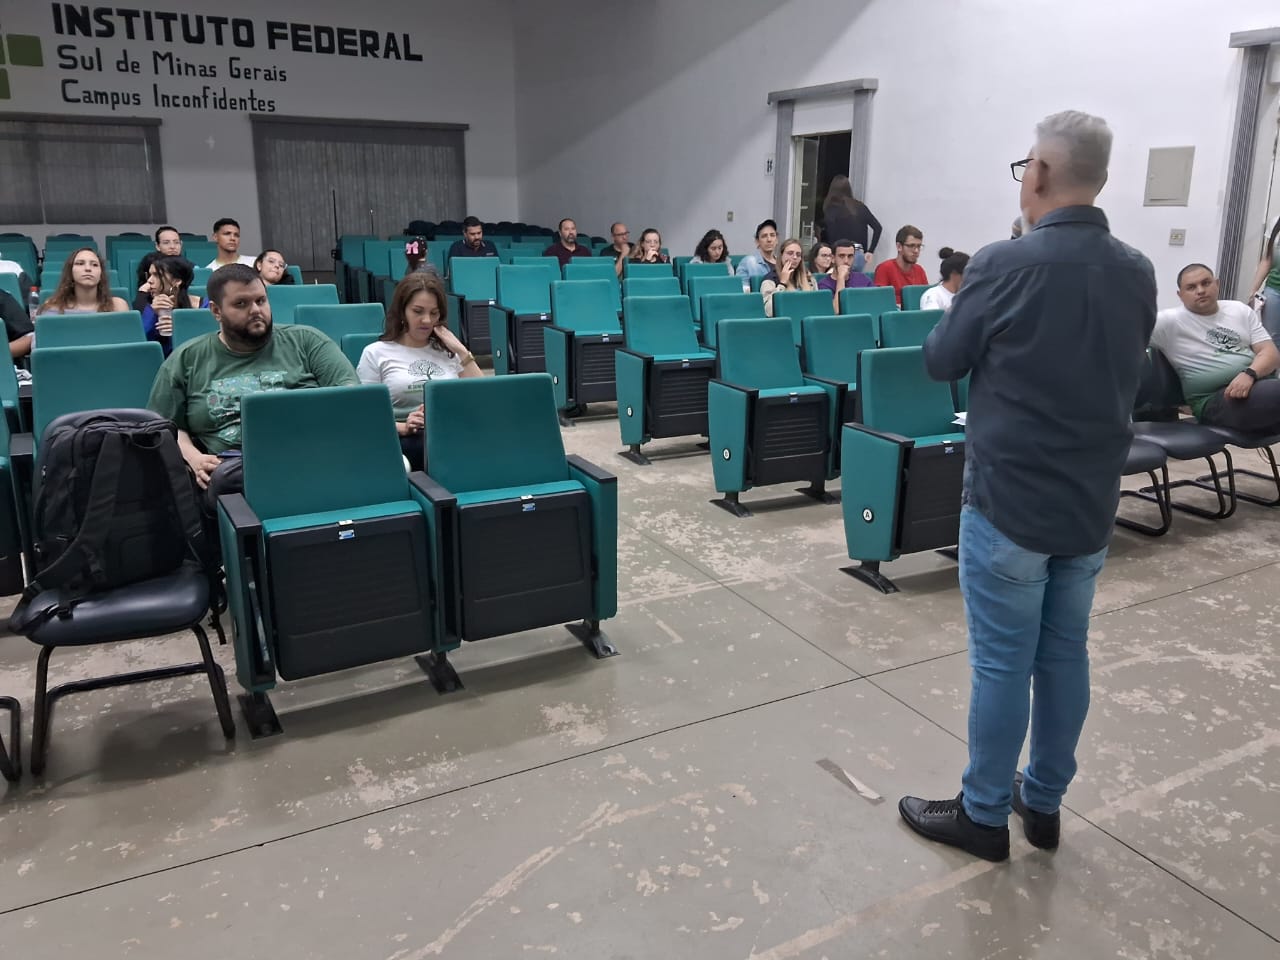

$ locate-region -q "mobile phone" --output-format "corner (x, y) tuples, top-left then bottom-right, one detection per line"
(218, 450), (243, 459)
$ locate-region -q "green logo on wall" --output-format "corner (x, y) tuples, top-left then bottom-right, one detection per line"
(0, 34), (45, 99)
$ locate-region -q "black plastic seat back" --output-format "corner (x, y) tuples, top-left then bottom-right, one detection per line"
(896, 441), (965, 553)
(457, 489), (592, 641)
(575, 336), (623, 403)
(464, 303), (492, 355)
(750, 393), (829, 486)
(515, 315), (551, 371)
(267, 511), (432, 680)
(648, 359), (714, 438)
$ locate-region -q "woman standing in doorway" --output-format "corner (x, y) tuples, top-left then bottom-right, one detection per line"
(1250, 218), (1280, 341)
(821, 175), (881, 273)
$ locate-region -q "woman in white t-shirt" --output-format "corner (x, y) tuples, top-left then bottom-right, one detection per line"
(919, 247), (969, 312)
(357, 273), (481, 469)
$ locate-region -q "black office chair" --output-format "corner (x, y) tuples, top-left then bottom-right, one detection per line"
(0, 695), (18, 782)
(1116, 436), (1172, 536)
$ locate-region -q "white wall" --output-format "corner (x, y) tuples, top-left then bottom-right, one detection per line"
(3, 0), (518, 255)
(513, 0), (1280, 303)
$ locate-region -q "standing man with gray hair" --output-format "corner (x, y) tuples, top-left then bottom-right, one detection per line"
(898, 111), (1157, 862)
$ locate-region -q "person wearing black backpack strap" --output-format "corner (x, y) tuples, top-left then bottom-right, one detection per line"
(146, 263), (358, 512)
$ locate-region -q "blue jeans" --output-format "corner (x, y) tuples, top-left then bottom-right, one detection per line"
(958, 505), (1108, 826)
(1262, 286), (1280, 343)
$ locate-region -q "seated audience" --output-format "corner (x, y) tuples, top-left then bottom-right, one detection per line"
(736, 219), (779, 283)
(0, 287), (33, 361)
(760, 238), (816, 316)
(206, 218), (257, 269)
(147, 263), (358, 508)
(808, 241), (833, 277)
(920, 248), (969, 312)
(543, 218), (593, 267)
(627, 228), (671, 266)
(254, 249), (294, 285)
(155, 225), (184, 256)
(817, 239), (873, 310)
(132, 250), (164, 313)
(356, 273), (482, 471)
(821, 175), (881, 271)
(404, 237), (440, 278)
(37, 248), (129, 314)
(1150, 263), (1280, 434)
(447, 217), (498, 261)
(873, 225), (928, 306)
(602, 223), (631, 277)
(143, 256), (205, 353)
(691, 229), (733, 274)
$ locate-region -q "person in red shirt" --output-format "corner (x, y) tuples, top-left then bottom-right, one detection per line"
(873, 224), (928, 306)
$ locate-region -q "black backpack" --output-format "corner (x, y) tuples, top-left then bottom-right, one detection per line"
(10, 409), (211, 632)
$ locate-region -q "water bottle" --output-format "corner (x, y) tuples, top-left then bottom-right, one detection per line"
(27, 286), (39, 321)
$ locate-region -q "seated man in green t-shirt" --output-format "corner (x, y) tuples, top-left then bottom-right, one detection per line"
(147, 262), (359, 506)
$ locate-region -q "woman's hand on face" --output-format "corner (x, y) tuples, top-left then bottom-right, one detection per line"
(779, 260), (795, 285)
(434, 324), (465, 354)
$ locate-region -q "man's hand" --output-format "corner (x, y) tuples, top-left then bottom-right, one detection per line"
(1224, 371), (1255, 400)
(185, 449), (223, 489)
(835, 262), (850, 286)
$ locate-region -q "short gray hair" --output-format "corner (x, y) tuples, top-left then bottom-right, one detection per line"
(1035, 110), (1112, 191)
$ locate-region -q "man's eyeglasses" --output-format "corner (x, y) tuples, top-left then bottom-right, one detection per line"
(1011, 158), (1032, 182)
(902, 242), (923, 251)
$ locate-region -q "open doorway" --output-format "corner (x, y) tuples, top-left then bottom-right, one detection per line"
(791, 131), (851, 245)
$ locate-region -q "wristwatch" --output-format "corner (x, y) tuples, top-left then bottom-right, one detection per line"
(1243, 367), (1259, 381)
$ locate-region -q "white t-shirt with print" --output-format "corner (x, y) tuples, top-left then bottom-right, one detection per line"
(1149, 300), (1271, 413)
(919, 285), (954, 312)
(205, 256), (258, 270)
(356, 338), (465, 419)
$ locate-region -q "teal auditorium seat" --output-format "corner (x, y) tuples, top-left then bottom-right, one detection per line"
(622, 262), (674, 280)
(840, 346), (965, 593)
(901, 284), (931, 311)
(879, 308), (944, 348)
(0, 273), (24, 304)
(34, 311), (144, 349)
(800, 313), (879, 425)
(689, 274), (747, 329)
(680, 261), (730, 294)
(30, 342), (164, 441)
(511, 256), (562, 272)
(172, 308), (218, 349)
(449, 258), (499, 355)
(621, 276), (680, 301)
(700, 292), (766, 348)
(293, 303), (384, 347)
(0, 361), (22, 434)
(563, 259), (621, 312)
(772, 289), (835, 345)
(266, 283), (338, 325)
(493, 265), (555, 375)
(707, 318), (841, 517)
(546, 280), (624, 423)
(616, 295), (717, 465)
(217, 385), (450, 736)
(335, 234), (378, 302)
(286, 265), (304, 285)
(839, 286), (898, 322)
(418, 374), (618, 681)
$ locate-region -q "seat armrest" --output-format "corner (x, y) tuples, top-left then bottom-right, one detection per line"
(409, 472), (456, 506)
(546, 324), (575, 337)
(803, 374), (847, 390)
(709, 378), (759, 399)
(616, 347), (653, 362)
(492, 304), (516, 320)
(9, 432), (33, 465)
(566, 454), (617, 485)
(216, 492), (261, 533)
(843, 422), (913, 447)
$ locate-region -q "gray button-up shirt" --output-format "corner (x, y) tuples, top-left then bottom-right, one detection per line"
(922, 205), (1156, 556)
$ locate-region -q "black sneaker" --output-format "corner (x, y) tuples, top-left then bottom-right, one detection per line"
(1011, 772), (1060, 850)
(898, 793), (1010, 862)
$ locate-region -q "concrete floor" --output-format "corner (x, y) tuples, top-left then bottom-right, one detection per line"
(2, 407), (1279, 959)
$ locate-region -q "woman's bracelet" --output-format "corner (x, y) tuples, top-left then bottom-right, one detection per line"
(458, 351), (475, 367)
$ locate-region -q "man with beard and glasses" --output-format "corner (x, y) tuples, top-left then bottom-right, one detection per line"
(147, 263), (358, 507)
(873, 224), (929, 306)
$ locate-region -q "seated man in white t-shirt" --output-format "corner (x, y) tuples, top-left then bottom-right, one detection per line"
(356, 273), (482, 470)
(1149, 263), (1280, 433)
(205, 217), (258, 270)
